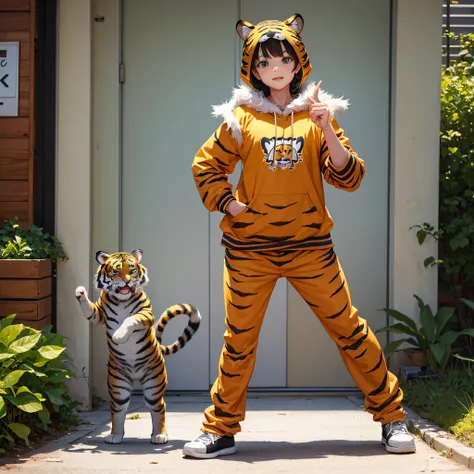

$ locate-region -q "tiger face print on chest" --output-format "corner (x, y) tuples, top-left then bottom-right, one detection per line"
(75, 249), (201, 445)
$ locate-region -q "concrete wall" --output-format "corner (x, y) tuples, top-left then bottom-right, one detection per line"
(388, 0), (443, 370)
(56, 0), (93, 409)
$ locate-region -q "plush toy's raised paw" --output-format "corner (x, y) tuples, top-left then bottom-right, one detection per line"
(104, 433), (124, 444)
(151, 433), (168, 444)
(75, 286), (87, 300)
(112, 327), (130, 344)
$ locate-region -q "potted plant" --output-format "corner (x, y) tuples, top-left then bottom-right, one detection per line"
(0, 217), (68, 329)
(376, 295), (474, 372)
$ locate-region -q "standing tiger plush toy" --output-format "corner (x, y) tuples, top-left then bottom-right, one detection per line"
(75, 249), (201, 445)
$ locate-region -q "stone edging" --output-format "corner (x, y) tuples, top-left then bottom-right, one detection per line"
(405, 406), (474, 470)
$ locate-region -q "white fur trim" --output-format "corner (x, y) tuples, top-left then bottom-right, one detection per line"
(211, 82), (349, 145)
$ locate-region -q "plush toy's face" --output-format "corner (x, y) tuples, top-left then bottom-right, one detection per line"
(236, 14), (312, 90)
(95, 249), (149, 301)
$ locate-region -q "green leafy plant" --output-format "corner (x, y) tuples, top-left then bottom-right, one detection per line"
(0, 236), (32, 259)
(0, 314), (78, 452)
(432, 33), (474, 291)
(0, 216), (67, 262)
(376, 295), (474, 371)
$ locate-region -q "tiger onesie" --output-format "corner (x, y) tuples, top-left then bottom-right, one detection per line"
(183, 12), (415, 458)
(75, 249), (201, 445)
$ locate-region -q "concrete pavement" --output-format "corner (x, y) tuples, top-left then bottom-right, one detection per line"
(1, 394), (471, 473)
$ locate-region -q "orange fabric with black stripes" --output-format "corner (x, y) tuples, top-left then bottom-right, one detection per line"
(192, 114), (365, 252)
(202, 248), (405, 436)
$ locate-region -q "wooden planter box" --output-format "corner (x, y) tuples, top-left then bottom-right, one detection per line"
(0, 259), (52, 329)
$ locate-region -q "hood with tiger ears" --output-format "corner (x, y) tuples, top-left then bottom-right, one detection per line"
(212, 81), (350, 146)
(237, 13), (312, 89)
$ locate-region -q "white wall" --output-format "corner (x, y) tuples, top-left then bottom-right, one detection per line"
(389, 0), (443, 369)
(56, 0), (93, 409)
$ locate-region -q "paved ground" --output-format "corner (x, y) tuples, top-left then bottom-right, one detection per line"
(0, 394), (471, 473)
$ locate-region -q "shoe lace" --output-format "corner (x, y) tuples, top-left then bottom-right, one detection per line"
(199, 433), (221, 445)
(386, 420), (408, 436)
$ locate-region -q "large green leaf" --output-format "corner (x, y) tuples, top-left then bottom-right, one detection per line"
(420, 304), (436, 343)
(0, 353), (14, 362)
(3, 370), (26, 389)
(9, 332), (41, 354)
(0, 324), (24, 347)
(8, 422), (31, 445)
(0, 395), (5, 419)
(429, 342), (448, 364)
(0, 315), (16, 333)
(384, 338), (411, 356)
(381, 308), (418, 332)
(434, 306), (456, 337)
(438, 328), (474, 346)
(41, 386), (65, 406)
(37, 345), (65, 360)
(38, 407), (51, 427)
(375, 323), (421, 339)
(460, 298), (474, 311)
(6, 387), (42, 413)
(19, 363), (46, 377)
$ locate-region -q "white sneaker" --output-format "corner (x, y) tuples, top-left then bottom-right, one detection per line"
(182, 432), (236, 459)
(382, 421), (416, 453)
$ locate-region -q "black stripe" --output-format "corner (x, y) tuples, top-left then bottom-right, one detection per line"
(269, 219), (295, 226)
(221, 368), (240, 378)
(291, 273), (323, 280)
(227, 348), (254, 362)
(339, 323), (365, 340)
(325, 301), (349, 320)
(229, 301), (252, 310)
(225, 249), (253, 261)
(225, 343), (243, 355)
(265, 202), (297, 210)
(226, 319), (254, 334)
(233, 222), (254, 229)
(215, 407), (240, 418)
(226, 283), (257, 297)
(330, 280), (346, 298)
(214, 132), (239, 156)
(342, 333), (368, 351)
(366, 353), (384, 374)
(215, 392), (228, 405)
(355, 348), (368, 359)
(367, 389), (401, 412)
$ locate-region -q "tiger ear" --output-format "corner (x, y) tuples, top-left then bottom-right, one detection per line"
(131, 249), (143, 262)
(284, 13), (304, 34)
(236, 19), (255, 40)
(96, 251), (110, 265)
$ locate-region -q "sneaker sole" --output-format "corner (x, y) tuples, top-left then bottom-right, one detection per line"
(182, 446), (237, 459)
(382, 439), (416, 454)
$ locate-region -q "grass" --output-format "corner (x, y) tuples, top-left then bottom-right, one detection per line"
(401, 361), (474, 447)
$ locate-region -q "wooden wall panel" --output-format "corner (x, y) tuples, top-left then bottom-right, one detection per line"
(0, 159), (29, 180)
(0, 0), (35, 228)
(0, 0), (31, 12)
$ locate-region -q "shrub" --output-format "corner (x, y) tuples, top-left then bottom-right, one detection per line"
(0, 315), (78, 452)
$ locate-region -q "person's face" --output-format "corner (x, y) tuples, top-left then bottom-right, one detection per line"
(253, 44), (301, 91)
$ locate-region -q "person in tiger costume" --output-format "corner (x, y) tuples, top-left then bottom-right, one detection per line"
(183, 13), (416, 459)
(75, 249), (201, 445)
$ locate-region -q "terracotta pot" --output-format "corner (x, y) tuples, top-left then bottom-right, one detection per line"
(404, 348), (428, 367)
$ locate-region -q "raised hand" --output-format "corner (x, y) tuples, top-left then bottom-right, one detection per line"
(308, 80), (330, 130)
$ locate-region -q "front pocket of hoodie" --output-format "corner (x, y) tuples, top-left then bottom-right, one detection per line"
(230, 194), (323, 240)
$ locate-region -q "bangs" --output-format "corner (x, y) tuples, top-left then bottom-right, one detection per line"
(256, 39), (298, 62)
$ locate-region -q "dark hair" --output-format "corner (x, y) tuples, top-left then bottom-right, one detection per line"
(250, 38), (303, 97)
